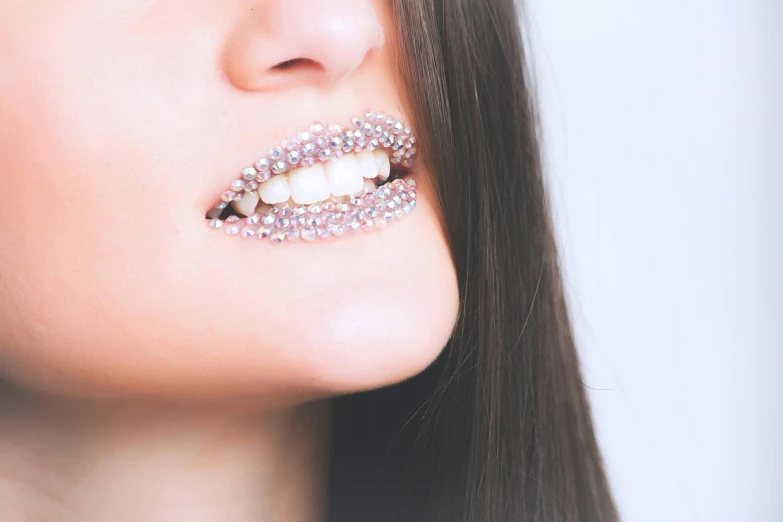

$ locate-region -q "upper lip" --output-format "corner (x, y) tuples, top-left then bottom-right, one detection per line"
(215, 109), (417, 205)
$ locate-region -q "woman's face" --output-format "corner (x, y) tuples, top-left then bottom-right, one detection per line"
(0, 0), (458, 402)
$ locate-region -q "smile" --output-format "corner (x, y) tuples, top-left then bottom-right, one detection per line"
(205, 110), (418, 244)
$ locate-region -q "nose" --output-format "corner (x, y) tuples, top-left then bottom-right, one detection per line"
(223, 0), (385, 91)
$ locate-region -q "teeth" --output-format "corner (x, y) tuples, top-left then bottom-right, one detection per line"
(324, 154), (364, 197)
(231, 191), (259, 217)
(373, 150), (390, 181)
(356, 150), (379, 179)
(257, 174), (291, 205)
(247, 149), (392, 207)
(288, 164), (331, 205)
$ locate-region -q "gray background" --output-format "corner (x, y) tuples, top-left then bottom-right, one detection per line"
(529, 0), (782, 520)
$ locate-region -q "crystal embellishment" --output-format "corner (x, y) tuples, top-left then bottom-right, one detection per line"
(208, 178), (417, 245)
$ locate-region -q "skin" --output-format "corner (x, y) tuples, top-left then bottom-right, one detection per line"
(0, 0), (459, 520)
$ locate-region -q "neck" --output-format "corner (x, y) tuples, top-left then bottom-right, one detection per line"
(0, 381), (331, 522)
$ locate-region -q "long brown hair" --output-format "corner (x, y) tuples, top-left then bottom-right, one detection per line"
(326, 1), (618, 520)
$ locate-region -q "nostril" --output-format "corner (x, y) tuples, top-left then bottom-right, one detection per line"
(271, 58), (323, 72)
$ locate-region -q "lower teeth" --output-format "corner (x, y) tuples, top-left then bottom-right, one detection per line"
(207, 178), (417, 244)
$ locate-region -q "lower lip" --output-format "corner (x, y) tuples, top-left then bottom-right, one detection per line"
(208, 178), (417, 244)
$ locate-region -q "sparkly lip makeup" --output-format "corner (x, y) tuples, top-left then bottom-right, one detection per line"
(205, 110), (418, 244)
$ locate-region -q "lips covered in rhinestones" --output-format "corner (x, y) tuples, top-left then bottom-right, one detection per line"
(205, 110), (418, 244)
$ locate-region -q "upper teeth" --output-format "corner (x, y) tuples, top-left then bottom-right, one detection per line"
(256, 149), (391, 207)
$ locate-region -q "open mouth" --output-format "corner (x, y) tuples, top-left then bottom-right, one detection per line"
(205, 110), (418, 244)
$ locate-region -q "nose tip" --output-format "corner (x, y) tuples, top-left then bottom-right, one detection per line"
(224, 0), (385, 91)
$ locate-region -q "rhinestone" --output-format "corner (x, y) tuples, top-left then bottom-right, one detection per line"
(329, 136), (343, 150)
(256, 170), (272, 182)
(244, 181), (259, 192)
(364, 109), (375, 120)
(208, 219), (224, 229)
(316, 226), (330, 239)
(310, 122), (325, 135)
(246, 214), (261, 225)
(216, 201), (228, 210)
(242, 167), (258, 181)
(330, 223), (347, 236)
(327, 123), (342, 134)
(297, 131), (312, 143)
(318, 149), (332, 161)
(269, 230), (285, 244)
(343, 139), (354, 151)
(352, 117), (364, 128)
(403, 127), (412, 136)
(374, 199), (386, 210)
(285, 229), (301, 242)
(349, 197), (363, 206)
(230, 179), (246, 192)
(361, 218), (375, 231)
(226, 215), (240, 223)
(406, 178), (416, 186)
(408, 191), (417, 200)
(394, 208), (405, 219)
(268, 146), (283, 160)
(321, 211), (336, 223)
(262, 214), (276, 226)
(304, 213), (322, 227)
(350, 208), (365, 220)
(367, 139), (379, 151)
(286, 150), (300, 165)
(393, 121), (404, 133)
(281, 137), (299, 152)
(322, 202), (336, 212)
(232, 192), (244, 202)
(290, 215), (305, 228)
(409, 199), (417, 209)
(315, 135), (329, 148)
(403, 203), (412, 214)
(302, 143), (316, 156)
(307, 204), (322, 214)
(291, 206), (306, 216)
(362, 122), (373, 136)
(386, 200), (397, 211)
(300, 157), (315, 167)
(373, 125), (383, 137)
(374, 188), (386, 200)
(365, 207), (378, 218)
(275, 217), (290, 229)
(255, 158), (271, 172)
(257, 226), (272, 239)
(336, 202), (350, 212)
(221, 191), (236, 203)
(374, 216), (387, 228)
(347, 218), (361, 232)
(240, 226), (256, 238)
(272, 161), (287, 174)
(225, 224), (240, 235)
(384, 211), (395, 222)
(392, 195), (402, 205)
(300, 227), (317, 241)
